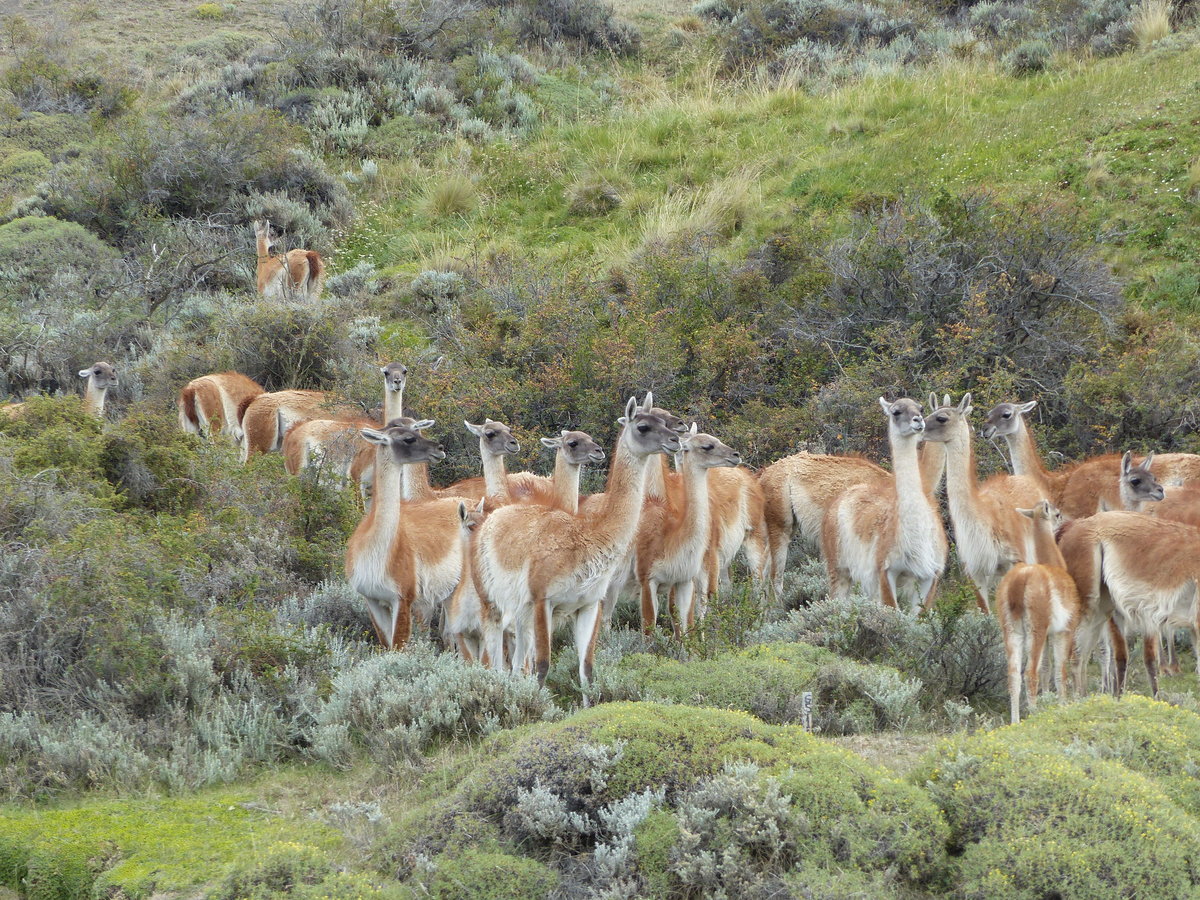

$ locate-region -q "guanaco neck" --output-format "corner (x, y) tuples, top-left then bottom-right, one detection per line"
(383, 385), (404, 423)
(480, 442), (510, 503)
(551, 451), (583, 514)
(582, 431), (653, 552)
(644, 455), (671, 502)
(256, 232), (273, 264)
(1004, 417), (1054, 494)
(918, 440), (945, 498)
(942, 421), (987, 527)
(1029, 518), (1066, 568)
(365, 449), (405, 558)
(669, 454), (712, 557)
(83, 379), (107, 417)
(402, 463), (436, 502)
(891, 429), (929, 525)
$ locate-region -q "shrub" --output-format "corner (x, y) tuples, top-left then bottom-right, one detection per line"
(614, 642), (921, 733)
(759, 595), (1007, 713)
(325, 261), (381, 298)
(566, 171), (625, 215)
(0, 149), (50, 195)
(311, 643), (560, 769)
(1003, 39), (1051, 74)
(421, 174), (478, 218)
(0, 216), (119, 301)
(193, 2), (227, 18)
(426, 848), (557, 899)
(916, 725), (1200, 898)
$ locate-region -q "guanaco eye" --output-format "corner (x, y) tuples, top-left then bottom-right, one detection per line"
(703, 444), (714, 451)
(637, 424), (649, 433)
(1131, 478), (1141, 485)
(485, 431), (495, 438)
(892, 409), (900, 416)
(568, 440), (578, 447)
(937, 415), (948, 424)
(1002, 411), (1011, 418)
(403, 435), (416, 444)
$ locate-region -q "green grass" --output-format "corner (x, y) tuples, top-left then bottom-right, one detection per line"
(0, 786), (345, 900)
(346, 36), (1200, 313)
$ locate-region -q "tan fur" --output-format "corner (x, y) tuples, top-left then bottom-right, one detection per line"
(996, 501), (1080, 723)
(283, 416), (376, 478)
(1059, 511), (1200, 698)
(471, 397), (681, 688)
(352, 363), (409, 503)
(254, 221), (324, 300)
(982, 401), (1200, 518)
(822, 398), (947, 612)
(178, 371), (263, 441)
(239, 389), (343, 462)
(759, 452), (890, 597)
(698, 467), (769, 602)
(444, 498), (496, 664)
(923, 395), (1036, 614)
(78, 362), (117, 418)
(344, 421), (469, 649)
(1150, 484), (1200, 528)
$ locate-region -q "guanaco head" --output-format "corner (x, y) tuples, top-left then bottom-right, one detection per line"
(980, 400), (1037, 440)
(380, 362), (408, 394)
(78, 362), (117, 391)
(641, 390), (688, 434)
(465, 419), (520, 456)
(679, 422), (741, 468)
(922, 393), (973, 444)
(1120, 450), (1165, 508)
(619, 395), (682, 456)
(879, 397), (925, 437)
(457, 497), (486, 535)
(1017, 499), (1064, 531)
(541, 430), (606, 465)
(252, 220), (273, 246)
(361, 419), (444, 466)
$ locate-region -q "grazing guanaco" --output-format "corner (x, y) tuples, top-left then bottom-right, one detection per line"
(921, 394), (1037, 614)
(996, 500), (1080, 724)
(635, 424), (742, 636)
(1058, 510), (1200, 698)
(822, 398), (947, 612)
(471, 396), (681, 687)
(253, 220), (324, 300)
(982, 400), (1200, 517)
(77, 362), (117, 418)
(178, 372), (264, 442)
(345, 420), (477, 649)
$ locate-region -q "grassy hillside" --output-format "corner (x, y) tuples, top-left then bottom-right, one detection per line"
(5, 0), (1200, 897)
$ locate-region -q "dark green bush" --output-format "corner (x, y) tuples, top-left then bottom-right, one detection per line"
(426, 848), (557, 899)
(1004, 38), (1051, 74)
(0, 216), (119, 300)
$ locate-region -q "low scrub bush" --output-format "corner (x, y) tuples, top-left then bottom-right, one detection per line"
(916, 721), (1200, 897)
(312, 644), (560, 769)
(425, 847), (558, 899)
(0, 215), (119, 302)
(614, 642), (921, 733)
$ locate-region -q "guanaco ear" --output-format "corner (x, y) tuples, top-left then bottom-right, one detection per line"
(474, 496), (485, 514)
(457, 501), (468, 522)
(540, 436), (561, 449)
(641, 392), (654, 412)
(619, 396), (637, 424)
(411, 419), (434, 430)
(360, 428), (389, 445)
(1017, 507), (1035, 519)
(879, 397), (893, 415)
(688, 422), (698, 435)
(379, 366), (389, 375)
(942, 394), (951, 407)
(928, 392), (939, 411)
(1121, 450), (1133, 474)
(958, 393), (973, 415)
(464, 420), (485, 437)
(1144, 450), (1155, 469)
(78, 368), (91, 378)
(1018, 400), (1038, 415)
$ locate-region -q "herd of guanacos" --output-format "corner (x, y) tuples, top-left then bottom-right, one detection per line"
(8, 353), (1200, 723)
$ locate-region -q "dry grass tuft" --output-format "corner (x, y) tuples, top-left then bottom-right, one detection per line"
(638, 169), (760, 246)
(420, 173), (478, 219)
(1131, 0), (1172, 49)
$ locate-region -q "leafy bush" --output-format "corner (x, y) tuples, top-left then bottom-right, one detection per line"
(916, 722), (1200, 897)
(614, 642), (921, 733)
(0, 216), (119, 301)
(426, 848), (557, 899)
(312, 644), (561, 769)
(1003, 39), (1051, 74)
(758, 594), (1007, 714)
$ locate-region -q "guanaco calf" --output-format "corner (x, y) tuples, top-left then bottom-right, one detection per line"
(996, 500), (1080, 724)
(444, 498), (496, 664)
(253, 220), (324, 300)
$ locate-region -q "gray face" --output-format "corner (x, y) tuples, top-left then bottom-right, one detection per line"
(883, 397), (925, 437)
(922, 404), (963, 444)
(981, 402), (1032, 440)
(650, 406), (688, 435)
(1122, 454), (1166, 505)
(362, 421), (445, 466)
(682, 431), (741, 468)
(561, 430), (606, 465)
(626, 409), (682, 456)
(80, 362), (117, 390)
(470, 419), (520, 456)
(381, 362), (408, 394)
